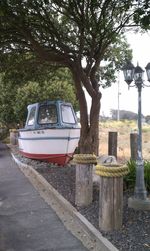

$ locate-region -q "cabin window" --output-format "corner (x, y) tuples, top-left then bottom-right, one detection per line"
(27, 107), (36, 126)
(61, 105), (76, 124)
(38, 105), (57, 124)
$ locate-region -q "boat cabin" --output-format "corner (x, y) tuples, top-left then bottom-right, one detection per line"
(24, 100), (78, 130)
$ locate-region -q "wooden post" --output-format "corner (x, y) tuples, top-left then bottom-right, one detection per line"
(130, 133), (138, 160)
(10, 130), (18, 145)
(108, 131), (118, 159)
(75, 164), (93, 207)
(99, 176), (123, 231)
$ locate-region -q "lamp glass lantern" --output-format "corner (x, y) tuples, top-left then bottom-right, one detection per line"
(122, 61), (135, 85)
(145, 62), (150, 82)
(134, 65), (144, 83)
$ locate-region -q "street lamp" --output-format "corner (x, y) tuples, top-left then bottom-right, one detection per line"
(122, 61), (150, 210)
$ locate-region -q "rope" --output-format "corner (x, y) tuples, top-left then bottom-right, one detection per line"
(73, 154), (97, 164)
(9, 129), (18, 133)
(95, 164), (129, 177)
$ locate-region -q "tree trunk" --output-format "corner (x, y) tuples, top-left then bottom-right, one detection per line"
(71, 64), (101, 155)
(79, 93), (101, 155)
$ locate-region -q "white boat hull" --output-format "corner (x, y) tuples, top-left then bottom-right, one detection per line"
(18, 128), (80, 165)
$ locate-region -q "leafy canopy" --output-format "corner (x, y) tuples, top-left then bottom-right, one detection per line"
(14, 70), (79, 124)
(0, 67), (78, 127)
(134, 0), (150, 30)
(0, 1), (134, 72)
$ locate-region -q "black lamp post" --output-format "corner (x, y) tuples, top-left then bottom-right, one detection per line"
(122, 61), (150, 210)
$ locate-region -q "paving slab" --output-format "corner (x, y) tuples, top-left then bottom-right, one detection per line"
(0, 142), (88, 251)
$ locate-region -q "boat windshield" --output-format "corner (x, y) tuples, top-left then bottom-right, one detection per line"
(38, 105), (57, 124)
(27, 107), (36, 126)
(61, 105), (76, 124)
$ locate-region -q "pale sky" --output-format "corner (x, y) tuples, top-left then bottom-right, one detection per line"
(100, 31), (150, 117)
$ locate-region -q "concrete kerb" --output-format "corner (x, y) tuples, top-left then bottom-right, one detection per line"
(11, 153), (118, 251)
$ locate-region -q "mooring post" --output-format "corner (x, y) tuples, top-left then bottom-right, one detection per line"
(73, 154), (97, 207)
(10, 129), (18, 145)
(108, 131), (118, 159)
(96, 164), (128, 231)
(130, 132), (138, 160)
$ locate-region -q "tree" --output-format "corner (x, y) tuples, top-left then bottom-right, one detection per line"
(15, 78), (78, 125)
(0, 67), (78, 127)
(0, 0), (138, 154)
(134, 0), (150, 29)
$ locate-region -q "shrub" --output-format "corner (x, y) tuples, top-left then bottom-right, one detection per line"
(144, 161), (150, 191)
(124, 160), (136, 190)
(124, 160), (150, 191)
(0, 128), (9, 141)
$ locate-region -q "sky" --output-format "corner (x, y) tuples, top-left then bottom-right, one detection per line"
(90, 31), (150, 117)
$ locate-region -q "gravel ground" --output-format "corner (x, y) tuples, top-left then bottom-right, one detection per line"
(10, 146), (150, 251)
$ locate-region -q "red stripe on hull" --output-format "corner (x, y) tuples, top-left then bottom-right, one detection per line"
(19, 151), (72, 166)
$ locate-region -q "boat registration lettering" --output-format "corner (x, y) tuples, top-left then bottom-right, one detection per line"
(33, 131), (45, 134)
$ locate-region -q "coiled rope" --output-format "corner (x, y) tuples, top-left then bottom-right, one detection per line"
(73, 154), (97, 164)
(9, 129), (18, 133)
(96, 164), (129, 177)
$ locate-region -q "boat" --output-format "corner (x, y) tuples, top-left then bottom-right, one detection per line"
(18, 100), (80, 165)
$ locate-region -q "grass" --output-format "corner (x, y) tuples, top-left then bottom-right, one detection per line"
(100, 120), (137, 129)
(99, 120), (150, 162)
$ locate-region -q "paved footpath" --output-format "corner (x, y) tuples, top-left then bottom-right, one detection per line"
(0, 142), (88, 251)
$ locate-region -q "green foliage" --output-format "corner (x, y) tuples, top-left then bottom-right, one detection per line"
(124, 160), (150, 191)
(134, 1), (150, 30)
(100, 35), (132, 87)
(0, 1), (135, 83)
(0, 67), (79, 127)
(144, 161), (150, 191)
(0, 74), (18, 127)
(0, 53), (66, 86)
(124, 160), (136, 189)
(15, 79), (78, 125)
(0, 127), (9, 141)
